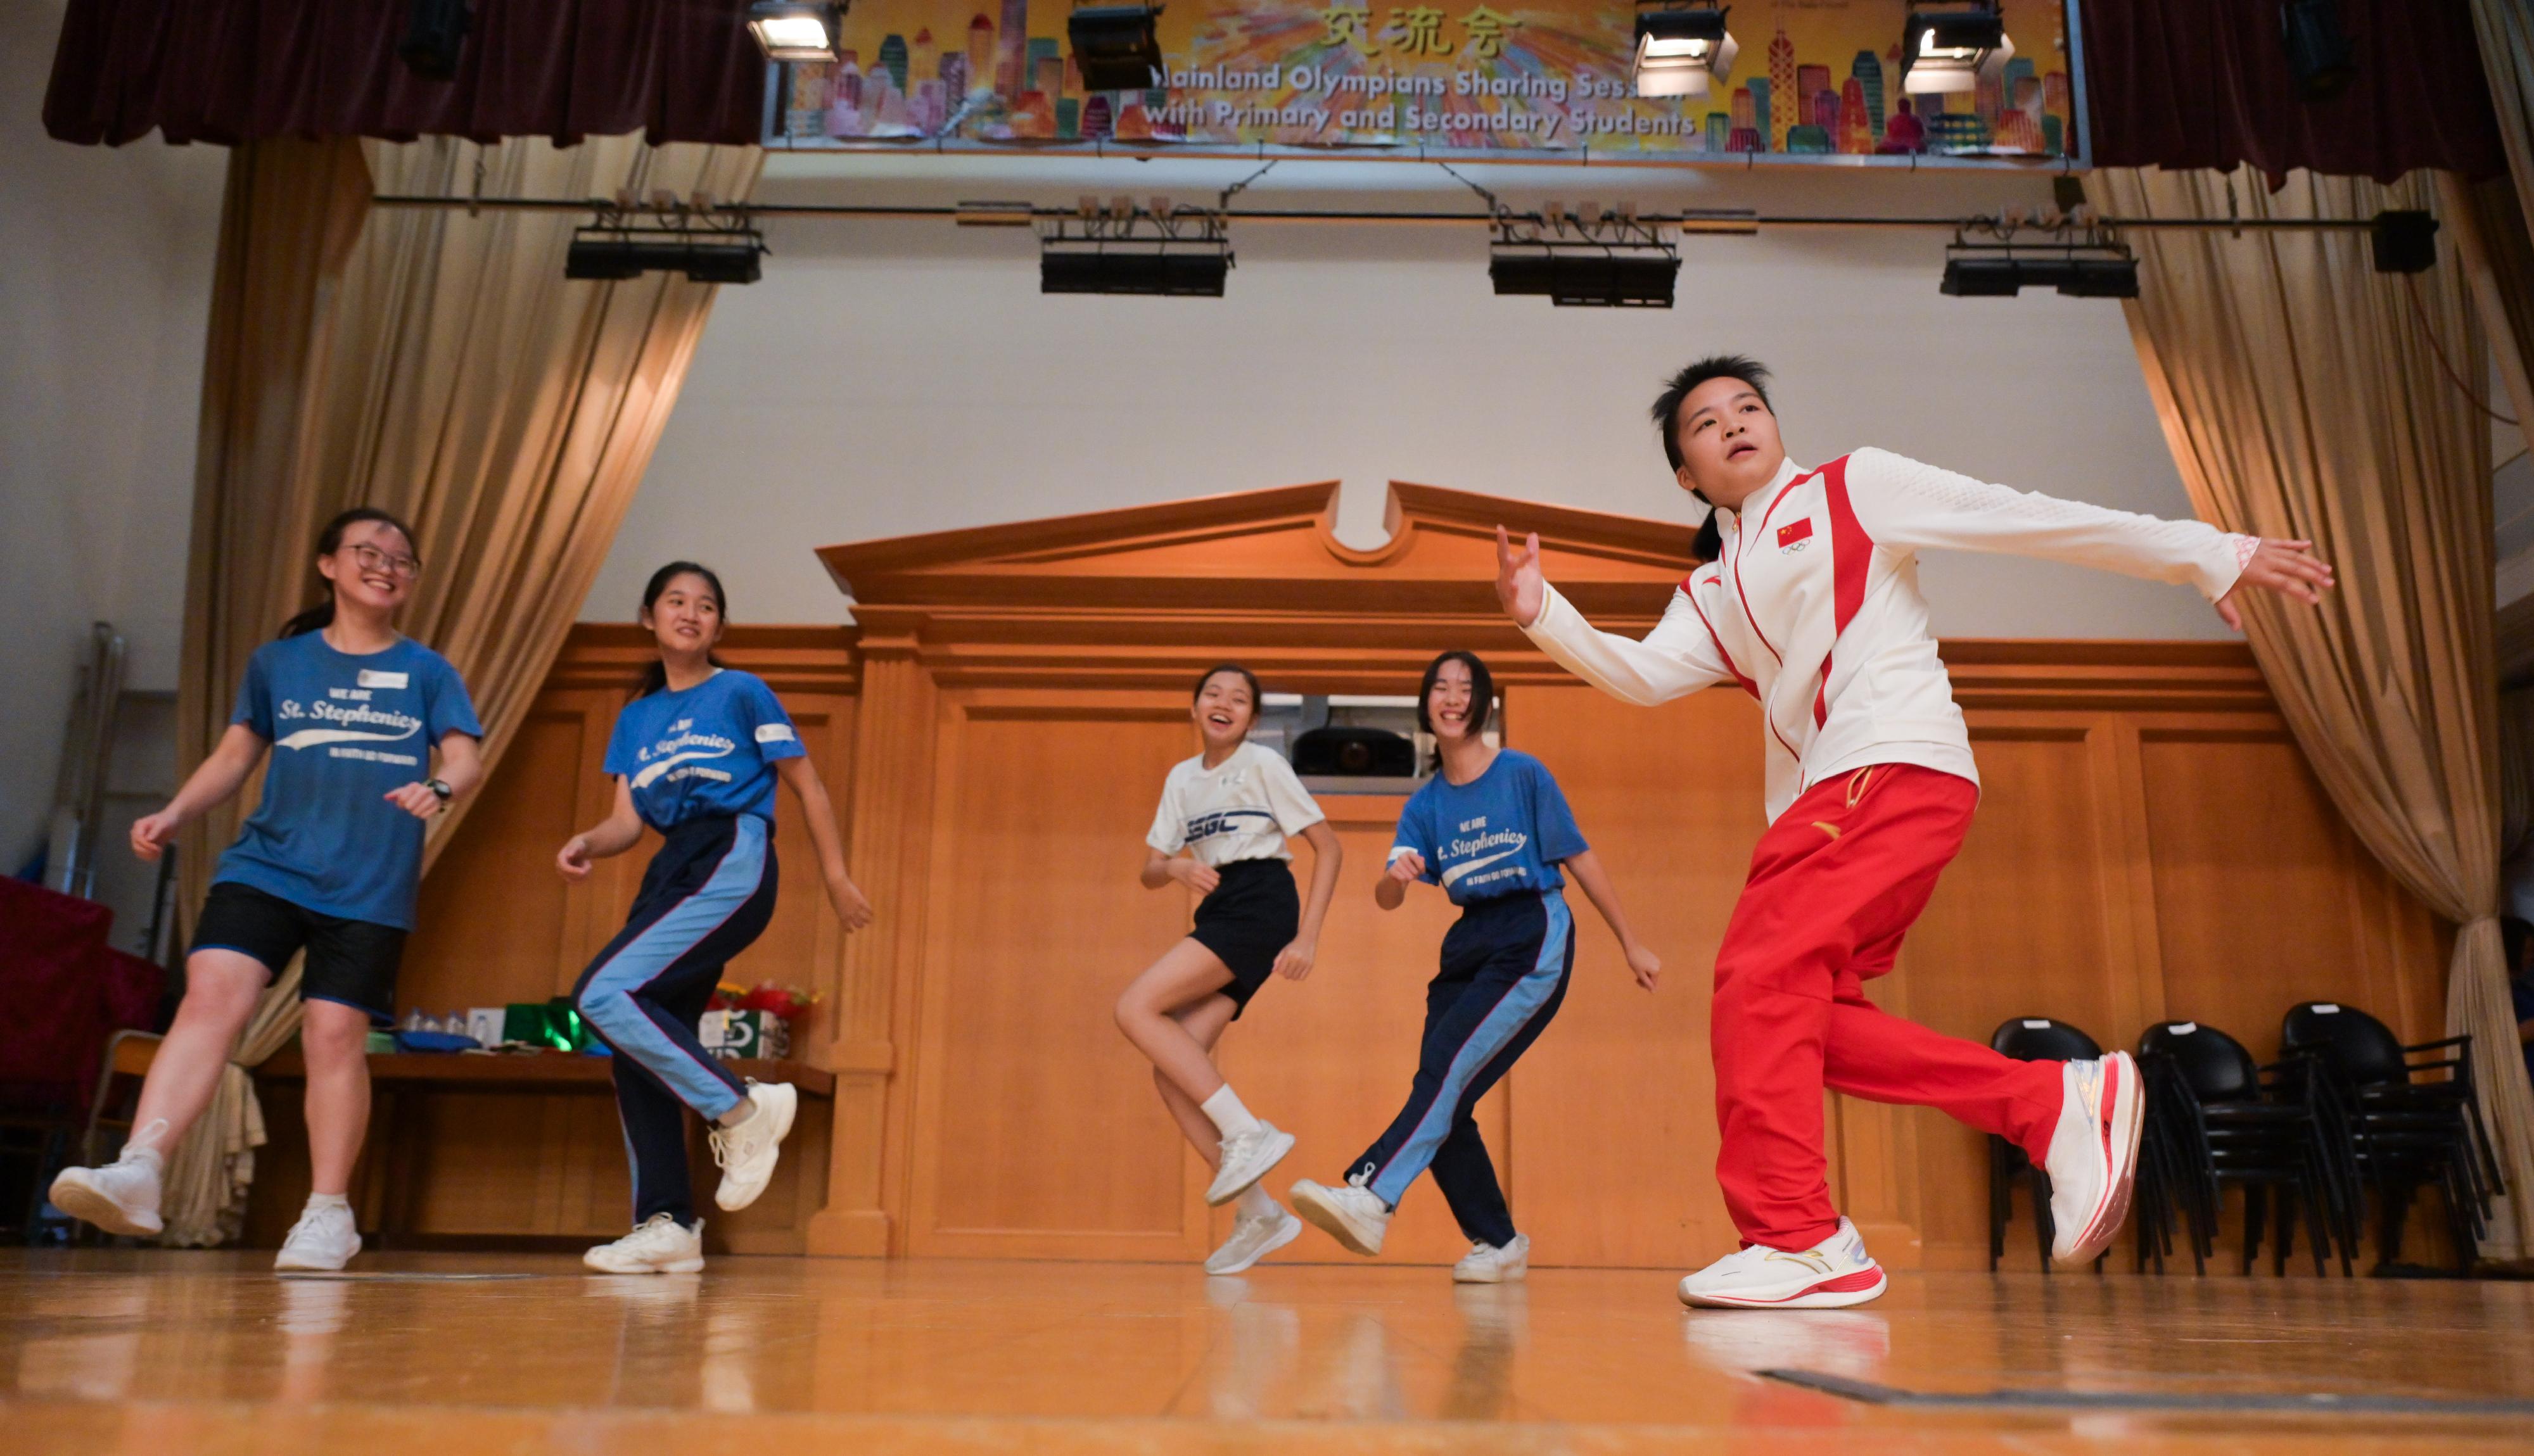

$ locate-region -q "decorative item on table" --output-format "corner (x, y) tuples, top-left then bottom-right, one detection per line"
(464, 1007), (507, 1048)
(393, 1006), (483, 1053)
(700, 981), (818, 1061)
(503, 997), (601, 1053)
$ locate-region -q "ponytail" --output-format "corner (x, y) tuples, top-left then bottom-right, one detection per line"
(635, 561), (730, 697)
(1691, 508), (1722, 564)
(278, 507), (420, 638)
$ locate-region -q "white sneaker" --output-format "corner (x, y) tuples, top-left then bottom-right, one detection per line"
(1207, 1122), (1296, 1206)
(274, 1200), (362, 1272)
(1206, 1206), (1303, 1275)
(710, 1081), (797, 1212)
(1676, 1217), (1886, 1309)
(584, 1213), (706, 1274)
(1453, 1233), (1530, 1284)
(2044, 1052), (2143, 1265)
(1289, 1172), (1391, 1257)
(50, 1153), (164, 1238)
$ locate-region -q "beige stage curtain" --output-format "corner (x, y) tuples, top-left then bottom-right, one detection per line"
(2504, 690), (2534, 861)
(163, 133), (760, 1244)
(2467, 0), (2534, 222)
(2088, 166), (2534, 1257)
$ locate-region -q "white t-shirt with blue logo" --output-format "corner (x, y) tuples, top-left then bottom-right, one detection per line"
(603, 668), (805, 831)
(1388, 749), (1589, 906)
(1147, 741), (1326, 867)
(214, 632), (483, 930)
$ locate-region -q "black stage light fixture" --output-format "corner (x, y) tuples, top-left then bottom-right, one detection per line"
(748, 1), (848, 63)
(1900, 0), (2010, 98)
(1489, 247), (1679, 307)
(566, 227), (768, 285)
(2371, 209), (2438, 274)
(398, 0), (472, 80)
(1068, 5), (1166, 91)
(1940, 251), (2137, 299)
(2281, 0), (2357, 104)
(1633, 1), (1738, 99)
(1041, 247), (1230, 295)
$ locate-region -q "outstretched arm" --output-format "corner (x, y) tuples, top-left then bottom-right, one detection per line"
(1840, 448), (2333, 626)
(130, 723), (267, 861)
(1496, 525), (1732, 706)
(1560, 849), (1659, 991)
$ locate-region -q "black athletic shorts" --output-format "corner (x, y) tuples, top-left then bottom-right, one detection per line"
(1188, 858), (1301, 1020)
(191, 881), (406, 1026)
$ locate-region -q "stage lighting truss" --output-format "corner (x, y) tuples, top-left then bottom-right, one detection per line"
(1037, 197), (1233, 296)
(1899, 0), (2012, 97)
(1938, 208), (2136, 299)
(748, 1), (848, 63)
(1632, 1), (1738, 100)
(566, 196), (768, 285)
(1488, 204), (1681, 308)
(1067, 4), (1168, 92)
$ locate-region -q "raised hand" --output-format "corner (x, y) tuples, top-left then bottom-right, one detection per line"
(2215, 538), (2335, 630)
(1494, 525), (1546, 628)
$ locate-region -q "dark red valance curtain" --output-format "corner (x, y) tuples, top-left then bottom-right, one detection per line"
(45, 0), (765, 148)
(2082, 0), (2509, 182)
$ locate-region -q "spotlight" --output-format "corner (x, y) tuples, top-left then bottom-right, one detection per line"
(748, 1), (847, 63)
(1490, 249), (1679, 307)
(1633, 1), (1738, 100)
(1038, 201), (1230, 296)
(2280, 0), (2356, 103)
(1939, 251), (2137, 299)
(566, 222), (768, 285)
(1900, 0), (2011, 97)
(1067, 5), (1167, 92)
(2370, 210), (2438, 274)
(398, 0), (471, 80)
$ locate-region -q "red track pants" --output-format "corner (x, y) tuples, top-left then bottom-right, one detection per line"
(1711, 763), (2066, 1251)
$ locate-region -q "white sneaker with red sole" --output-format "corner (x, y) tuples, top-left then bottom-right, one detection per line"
(2043, 1051), (2144, 1265)
(1676, 1217), (1888, 1310)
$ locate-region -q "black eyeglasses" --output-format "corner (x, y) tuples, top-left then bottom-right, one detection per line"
(346, 542), (422, 578)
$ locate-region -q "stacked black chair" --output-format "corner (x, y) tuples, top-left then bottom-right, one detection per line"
(2277, 1001), (2499, 1275)
(2135, 1020), (2343, 1276)
(1985, 1017), (2101, 1272)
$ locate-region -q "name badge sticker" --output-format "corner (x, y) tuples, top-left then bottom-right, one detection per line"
(755, 724), (796, 744)
(358, 670), (410, 690)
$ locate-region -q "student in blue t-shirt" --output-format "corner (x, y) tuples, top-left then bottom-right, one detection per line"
(555, 562), (874, 1275)
(1290, 650), (1661, 1283)
(51, 508), (485, 1272)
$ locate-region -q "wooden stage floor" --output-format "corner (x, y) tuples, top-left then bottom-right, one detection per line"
(6, 1251), (2533, 1453)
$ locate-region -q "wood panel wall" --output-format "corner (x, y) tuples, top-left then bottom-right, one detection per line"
(355, 485), (2447, 1270)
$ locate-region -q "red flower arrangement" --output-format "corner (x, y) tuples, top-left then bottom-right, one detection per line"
(708, 981), (820, 1029)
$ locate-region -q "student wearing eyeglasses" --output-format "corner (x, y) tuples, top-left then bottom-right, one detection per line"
(51, 507), (483, 1272)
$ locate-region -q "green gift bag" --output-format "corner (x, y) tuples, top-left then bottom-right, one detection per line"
(503, 998), (595, 1051)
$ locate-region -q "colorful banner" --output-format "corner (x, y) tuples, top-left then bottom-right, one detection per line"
(768, 0), (2084, 165)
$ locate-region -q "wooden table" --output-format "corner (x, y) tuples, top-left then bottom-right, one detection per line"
(253, 1051), (834, 1248)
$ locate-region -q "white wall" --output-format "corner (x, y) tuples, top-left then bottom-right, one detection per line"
(0, 0), (227, 873)
(595, 151), (2232, 646)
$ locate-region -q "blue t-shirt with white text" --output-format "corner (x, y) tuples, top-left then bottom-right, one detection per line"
(1389, 749), (1588, 906)
(214, 632), (482, 930)
(603, 669), (805, 831)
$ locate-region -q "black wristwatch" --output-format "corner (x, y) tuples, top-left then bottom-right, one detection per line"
(424, 778), (454, 811)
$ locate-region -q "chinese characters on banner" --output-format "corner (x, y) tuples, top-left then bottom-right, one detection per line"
(772, 0), (2082, 165)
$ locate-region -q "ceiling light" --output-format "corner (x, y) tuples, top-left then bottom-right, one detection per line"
(1633, 3), (1738, 99)
(2280, 0), (2356, 103)
(748, 2), (847, 63)
(1039, 201), (1230, 297)
(398, 0), (471, 80)
(1940, 250), (2137, 299)
(1900, 0), (2011, 96)
(1067, 5), (1167, 92)
(566, 225), (768, 285)
(2370, 210), (2438, 274)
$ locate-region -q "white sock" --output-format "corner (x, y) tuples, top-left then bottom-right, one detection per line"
(306, 1193), (350, 1212)
(1237, 1183), (1280, 1220)
(1200, 1084), (1262, 1141)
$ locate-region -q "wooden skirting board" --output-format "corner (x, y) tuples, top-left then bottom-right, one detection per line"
(369, 482), (2442, 1267)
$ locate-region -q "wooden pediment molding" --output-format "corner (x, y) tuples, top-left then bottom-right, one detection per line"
(815, 480), (1700, 619)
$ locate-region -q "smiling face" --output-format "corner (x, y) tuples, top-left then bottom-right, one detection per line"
(314, 518), (418, 616)
(1192, 670), (1257, 750)
(1670, 374), (1788, 514)
(1426, 657), (1479, 745)
(641, 572), (725, 658)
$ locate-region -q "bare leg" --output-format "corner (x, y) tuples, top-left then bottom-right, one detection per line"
(124, 951), (271, 1153)
(1154, 994), (1240, 1163)
(1114, 938), (1242, 1105)
(299, 1000), (374, 1196)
